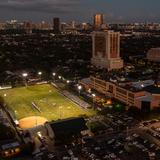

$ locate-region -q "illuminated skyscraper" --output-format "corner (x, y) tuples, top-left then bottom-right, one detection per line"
(53, 17), (61, 33)
(91, 31), (123, 70)
(94, 14), (104, 30)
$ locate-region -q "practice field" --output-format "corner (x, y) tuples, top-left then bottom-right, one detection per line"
(0, 84), (95, 121)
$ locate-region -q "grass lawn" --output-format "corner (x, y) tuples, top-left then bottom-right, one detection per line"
(0, 84), (95, 121)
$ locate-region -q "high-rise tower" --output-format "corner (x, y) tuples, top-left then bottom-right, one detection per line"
(53, 17), (61, 33)
(91, 31), (123, 70)
(93, 14), (104, 30)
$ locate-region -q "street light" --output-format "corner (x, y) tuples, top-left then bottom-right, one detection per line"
(78, 85), (82, 96)
(22, 73), (28, 77)
(37, 131), (42, 138)
(92, 93), (96, 110)
(67, 80), (70, 84)
(78, 85), (82, 90)
(92, 93), (96, 97)
(58, 76), (62, 80)
(22, 73), (28, 87)
(52, 73), (56, 82)
(52, 72), (56, 76)
(38, 72), (42, 81)
(88, 88), (91, 93)
(38, 72), (42, 75)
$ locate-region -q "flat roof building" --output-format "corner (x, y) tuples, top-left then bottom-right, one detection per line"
(49, 117), (88, 140)
(147, 48), (160, 62)
(91, 31), (124, 70)
(80, 76), (160, 111)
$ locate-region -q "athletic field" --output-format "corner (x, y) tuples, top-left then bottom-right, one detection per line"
(0, 84), (95, 121)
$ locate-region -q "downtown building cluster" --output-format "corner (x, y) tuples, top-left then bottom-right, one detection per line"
(1, 16), (160, 33)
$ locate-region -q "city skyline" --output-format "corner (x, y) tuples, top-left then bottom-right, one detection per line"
(0, 0), (160, 23)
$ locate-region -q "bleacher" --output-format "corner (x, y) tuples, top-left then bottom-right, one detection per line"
(62, 90), (90, 109)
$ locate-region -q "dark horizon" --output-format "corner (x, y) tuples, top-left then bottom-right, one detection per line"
(0, 0), (160, 23)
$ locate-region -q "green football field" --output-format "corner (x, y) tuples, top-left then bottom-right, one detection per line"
(0, 84), (95, 121)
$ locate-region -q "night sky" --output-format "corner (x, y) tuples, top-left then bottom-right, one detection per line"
(0, 0), (160, 23)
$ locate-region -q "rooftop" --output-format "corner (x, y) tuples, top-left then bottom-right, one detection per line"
(49, 117), (88, 138)
(144, 85), (160, 94)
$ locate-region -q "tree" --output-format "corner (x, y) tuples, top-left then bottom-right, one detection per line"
(0, 123), (15, 140)
(0, 96), (5, 106)
(128, 106), (141, 118)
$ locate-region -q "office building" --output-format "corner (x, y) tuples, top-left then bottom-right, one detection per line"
(94, 14), (103, 29)
(53, 17), (61, 33)
(91, 31), (123, 70)
(80, 76), (160, 111)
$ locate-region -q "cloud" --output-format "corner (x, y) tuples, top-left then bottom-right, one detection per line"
(0, 0), (159, 22)
(0, 0), (80, 14)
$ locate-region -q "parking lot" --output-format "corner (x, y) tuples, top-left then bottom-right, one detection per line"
(87, 113), (138, 135)
(59, 131), (160, 160)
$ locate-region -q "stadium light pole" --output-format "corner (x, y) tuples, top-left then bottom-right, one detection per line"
(22, 73), (28, 87)
(52, 72), (56, 82)
(58, 76), (62, 81)
(66, 80), (70, 84)
(38, 72), (42, 81)
(52, 72), (56, 76)
(92, 93), (96, 110)
(78, 85), (82, 96)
